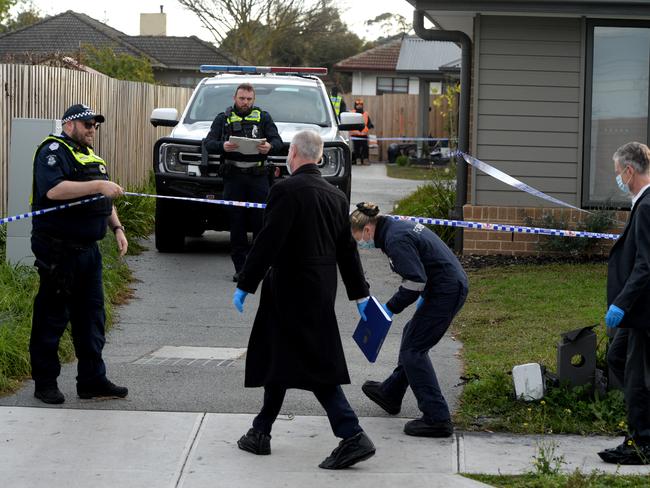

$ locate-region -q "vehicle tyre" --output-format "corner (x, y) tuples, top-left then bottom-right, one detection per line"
(155, 199), (185, 252)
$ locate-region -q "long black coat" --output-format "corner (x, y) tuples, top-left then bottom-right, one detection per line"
(607, 187), (650, 329)
(237, 164), (369, 388)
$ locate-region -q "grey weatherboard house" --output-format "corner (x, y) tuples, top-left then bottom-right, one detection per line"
(406, 0), (650, 255)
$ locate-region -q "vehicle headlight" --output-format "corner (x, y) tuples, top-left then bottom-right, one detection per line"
(320, 147), (344, 177)
(159, 144), (200, 174)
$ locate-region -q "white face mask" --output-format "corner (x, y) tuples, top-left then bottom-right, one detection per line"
(286, 146), (294, 175)
(355, 227), (375, 249)
(616, 171), (631, 195)
(356, 238), (375, 250)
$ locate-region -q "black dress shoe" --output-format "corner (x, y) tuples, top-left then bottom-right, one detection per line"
(404, 418), (453, 438)
(237, 428), (271, 455)
(361, 380), (401, 415)
(77, 380), (128, 399)
(319, 431), (376, 469)
(598, 441), (650, 465)
(34, 386), (65, 404)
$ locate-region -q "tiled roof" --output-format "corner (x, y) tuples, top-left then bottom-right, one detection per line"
(0, 10), (151, 61)
(333, 39), (402, 72)
(0, 10), (234, 69)
(125, 35), (235, 69)
(334, 36), (461, 74)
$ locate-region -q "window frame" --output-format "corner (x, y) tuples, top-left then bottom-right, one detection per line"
(582, 18), (650, 208)
(376, 76), (409, 95)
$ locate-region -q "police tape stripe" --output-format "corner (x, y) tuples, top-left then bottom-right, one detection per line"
(123, 192), (266, 209)
(459, 152), (586, 213)
(0, 192), (619, 241)
(0, 196), (105, 226)
(389, 214), (620, 240)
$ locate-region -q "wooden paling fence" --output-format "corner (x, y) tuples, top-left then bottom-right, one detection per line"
(344, 93), (452, 159)
(0, 64), (193, 216)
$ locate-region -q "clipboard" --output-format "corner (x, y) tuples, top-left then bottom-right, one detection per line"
(352, 296), (393, 363)
(228, 136), (266, 155)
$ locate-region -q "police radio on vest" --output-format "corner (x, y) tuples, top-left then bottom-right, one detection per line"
(199, 65), (328, 75)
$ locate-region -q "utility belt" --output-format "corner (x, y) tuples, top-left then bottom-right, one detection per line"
(221, 160), (268, 176)
(32, 231), (96, 253)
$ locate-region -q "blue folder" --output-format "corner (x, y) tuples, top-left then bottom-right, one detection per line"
(353, 296), (393, 363)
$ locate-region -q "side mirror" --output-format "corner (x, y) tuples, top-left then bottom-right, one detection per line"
(150, 108), (179, 127)
(338, 111), (365, 131)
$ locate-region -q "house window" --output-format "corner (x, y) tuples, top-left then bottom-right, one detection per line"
(376, 77), (408, 94)
(584, 22), (650, 206)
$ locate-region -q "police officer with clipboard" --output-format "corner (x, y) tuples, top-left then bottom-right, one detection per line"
(204, 83), (283, 281)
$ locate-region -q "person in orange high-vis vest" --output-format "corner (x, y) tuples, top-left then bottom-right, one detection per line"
(350, 99), (373, 165)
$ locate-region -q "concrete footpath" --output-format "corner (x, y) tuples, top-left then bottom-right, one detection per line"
(2, 406), (650, 488)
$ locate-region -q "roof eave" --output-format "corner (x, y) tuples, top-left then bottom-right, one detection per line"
(409, 0), (650, 17)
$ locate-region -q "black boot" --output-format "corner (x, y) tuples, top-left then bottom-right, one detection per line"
(237, 428), (271, 455)
(361, 380), (401, 415)
(34, 386), (65, 404)
(598, 441), (650, 465)
(404, 418), (453, 438)
(77, 380), (128, 399)
(319, 431), (376, 469)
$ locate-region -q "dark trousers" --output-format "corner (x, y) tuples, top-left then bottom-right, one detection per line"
(222, 172), (269, 272)
(381, 282), (468, 423)
(352, 137), (369, 162)
(30, 237), (106, 389)
(608, 327), (650, 443)
(252, 384), (362, 439)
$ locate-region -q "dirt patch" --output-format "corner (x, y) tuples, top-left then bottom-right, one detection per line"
(459, 254), (608, 271)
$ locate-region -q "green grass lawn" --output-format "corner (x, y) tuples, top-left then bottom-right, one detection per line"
(454, 263), (626, 436)
(465, 472), (650, 487)
(386, 163), (455, 181)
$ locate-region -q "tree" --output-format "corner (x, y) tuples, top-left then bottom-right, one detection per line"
(0, 0), (41, 34)
(365, 12), (412, 38)
(81, 45), (155, 83)
(178, 0), (364, 67)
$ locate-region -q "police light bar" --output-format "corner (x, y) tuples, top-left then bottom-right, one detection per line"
(200, 65), (328, 75)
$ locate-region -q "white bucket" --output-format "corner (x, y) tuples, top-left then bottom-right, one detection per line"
(512, 363), (545, 401)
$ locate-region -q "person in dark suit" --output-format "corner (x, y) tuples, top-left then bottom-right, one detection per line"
(231, 130), (376, 470)
(599, 141), (650, 465)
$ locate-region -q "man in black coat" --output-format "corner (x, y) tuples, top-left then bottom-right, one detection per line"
(599, 141), (650, 465)
(231, 130), (376, 470)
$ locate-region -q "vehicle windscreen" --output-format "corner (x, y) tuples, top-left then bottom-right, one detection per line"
(184, 83), (331, 126)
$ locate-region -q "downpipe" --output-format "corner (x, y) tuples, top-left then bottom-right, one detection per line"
(413, 10), (471, 253)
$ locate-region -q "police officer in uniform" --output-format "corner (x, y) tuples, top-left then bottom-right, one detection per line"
(350, 202), (468, 437)
(30, 104), (129, 404)
(329, 86), (347, 118)
(204, 83), (283, 281)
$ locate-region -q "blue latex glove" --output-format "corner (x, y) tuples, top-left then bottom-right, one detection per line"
(416, 296), (424, 310)
(357, 298), (369, 321)
(382, 303), (394, 318)
(233, 288), (248, 314)
(605, 304), (624, 328)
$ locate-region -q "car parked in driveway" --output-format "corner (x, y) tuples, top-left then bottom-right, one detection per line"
(149, 65), (364, 252)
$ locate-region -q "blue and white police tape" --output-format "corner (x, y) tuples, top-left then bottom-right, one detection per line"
(123, 192), (266, 209)
(124, 192), (620, 240)
(0, 192), (619, 241)
(0, 195), (106, 226)
(390, 214), (619, 241)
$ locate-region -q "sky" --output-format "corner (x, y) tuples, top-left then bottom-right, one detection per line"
(24, 0), (416, 43)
